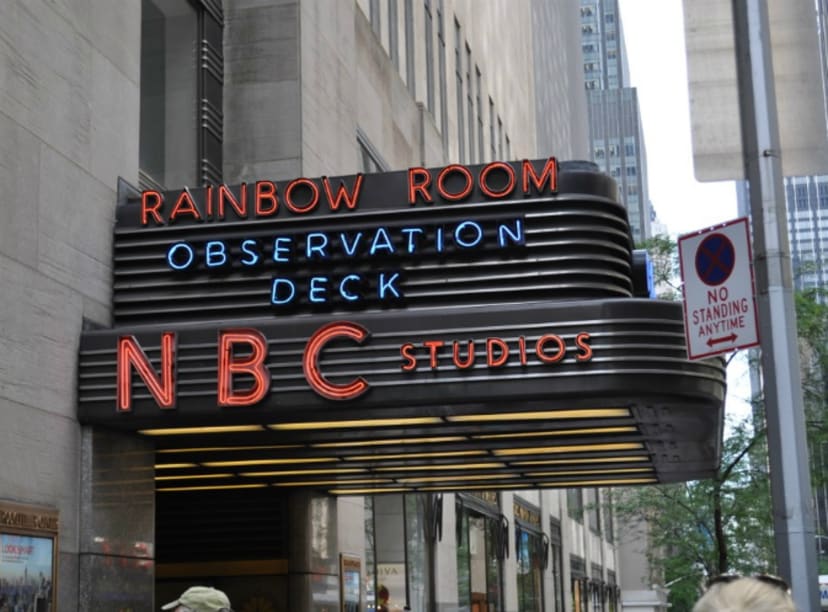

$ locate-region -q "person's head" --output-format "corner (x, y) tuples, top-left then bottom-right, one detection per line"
(161, 586), (233, 612)
(692, 575), (795, 612)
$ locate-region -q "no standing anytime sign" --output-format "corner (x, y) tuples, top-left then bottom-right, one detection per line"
(678, 217), (760, 360)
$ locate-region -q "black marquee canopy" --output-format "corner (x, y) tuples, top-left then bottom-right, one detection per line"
(78, 159), (725, 496)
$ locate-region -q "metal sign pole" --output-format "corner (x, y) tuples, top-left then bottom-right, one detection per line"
(732, 1), (819, 608)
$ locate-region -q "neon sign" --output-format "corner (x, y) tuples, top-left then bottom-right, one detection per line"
(115, 320), (593, 409)
(133, 159), (556, 311)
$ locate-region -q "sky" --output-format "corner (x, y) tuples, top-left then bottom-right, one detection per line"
(617, 0), (740, 239)
(617, 0), (753, 418)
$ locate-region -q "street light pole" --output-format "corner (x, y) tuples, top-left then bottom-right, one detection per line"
(732, 1), (819, 609)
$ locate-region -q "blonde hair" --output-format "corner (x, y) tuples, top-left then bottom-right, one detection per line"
(692, 577), (796, 612)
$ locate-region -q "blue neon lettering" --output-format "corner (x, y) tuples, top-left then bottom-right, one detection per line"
(273, 237), (292, 262)
(309, 276), (328, 303)
(340, 232), (363, 257)
(306, 232), (329, 259)
(401, 227), (425, 253)
(370, 227), (395, 255)
(240, 239), (260, 266)
(167, 242), (195, 271)
(206, 241), (228, 268)
(271, 278), (296, 305)
(436, 227), (444, 252)
(498, 218), (525, 247)
(454, 221), (483, 248)
(340, 274), (361, 301)
(378, 272), (402, 299)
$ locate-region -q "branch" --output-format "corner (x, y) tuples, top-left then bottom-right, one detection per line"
(719, 426), (767, 484)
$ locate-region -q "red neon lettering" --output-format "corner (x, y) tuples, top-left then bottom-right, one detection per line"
(518, 336), (528, 365)
(452, 340), (476, 369)
(141, 190), (164, 226)
(170, 190), (203, 223)
(486, 337), (509, 367)
(522, 157), (558, 194)
(117, 333), (176, 411)
(437, 164), (474, 201)
(218, 184), (248, 219)
(400, 343), (417, 371)
(408, 167), (433, 205)
(217, 329), (271, 407)
(423, 340), (445, 369)
(575, 332), (593, 362)
(303, 322), (370, 400)
(285, 178), (320, 214)
(479, 162), (516, 199)
(255, 181), (278, 216)
(535, 334), (566, 363)
(323, 174), (364, 211)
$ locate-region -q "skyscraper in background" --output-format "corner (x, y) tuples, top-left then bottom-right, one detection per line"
(580, 0), (652, 245)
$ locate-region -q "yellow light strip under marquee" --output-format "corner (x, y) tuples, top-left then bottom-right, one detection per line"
(156, 483), (268, 492)
(445, 408), (631, 423)
(270, 417), (442, 430)
(474, 426), (637, 440)
(538, 477), (657, 488)
(347, 450), (486, 461)
(202, 457), (337, 468)
(493, 442), (643, 456)
(327, 487), (412, 495)
(140, 425), (265, 436)
(512, 455), (650, 466)
(313, 436), (466, 448)
(525, 467), (653, 478)
(397, 473), (519, 484)
(375, 462), (504, 472)
(155, 473), (234, 481)
(239, 468), (366, 477)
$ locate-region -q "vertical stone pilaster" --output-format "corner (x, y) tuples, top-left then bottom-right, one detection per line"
(288, 491), (339, 611)
(78, 428), (155, 611)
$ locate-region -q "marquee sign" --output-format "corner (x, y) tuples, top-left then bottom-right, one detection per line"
(77, 158), (727, 493)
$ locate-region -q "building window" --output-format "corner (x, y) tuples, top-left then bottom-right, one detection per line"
(567, 489), (583, 521)
(585, 488), (601, 535)
(425, 0), (435, 112)
(389, 0), (399, 68)
(437, 0), (448, 153)
(489, 97), (496, 161)
(590, 564), (603, 612)
(476, 67), (484, 162)
(549, 518), (564, 612)
(365, 494), (430, 612)
(603, 492), (614, 543)
(140, 0), (223, 190)
(370, 0), (381, 35)
(405, 0), (415, 95)
(455, 20), (465, 162)
(466, 45), (474, 163)
(456, 495), (503, 612)
(571, 556), (587, 612)
(515, 525), (544, 612)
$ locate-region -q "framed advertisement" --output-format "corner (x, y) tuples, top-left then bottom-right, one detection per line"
(340, 554), (361, 612)
(0, 502), (58, 612)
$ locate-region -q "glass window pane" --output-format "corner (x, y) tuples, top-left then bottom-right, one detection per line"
(140, 0), (198, 188)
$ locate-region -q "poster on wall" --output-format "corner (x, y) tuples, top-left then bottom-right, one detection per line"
(0, 533), (55, 611)
(340, 554), (361, 612)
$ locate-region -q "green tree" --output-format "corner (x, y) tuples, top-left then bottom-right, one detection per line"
(614, 238), (828, 609)
(636, 235), (681, 300)
(614, 414), (774, 611)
